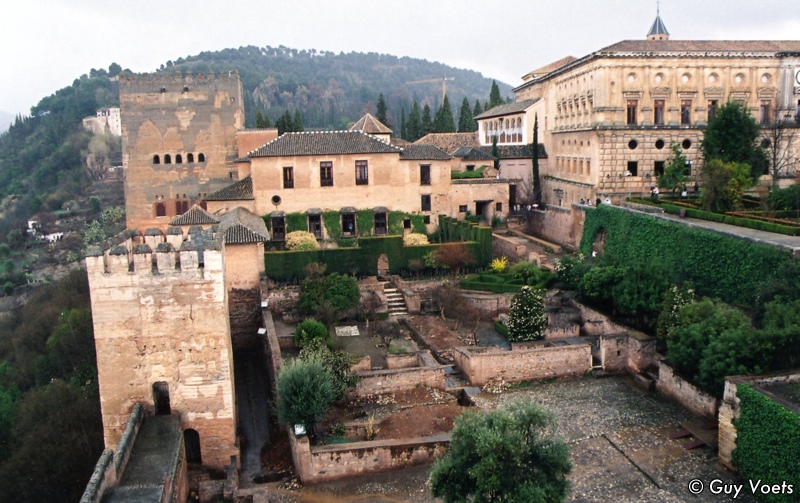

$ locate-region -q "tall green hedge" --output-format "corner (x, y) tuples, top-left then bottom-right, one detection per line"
(580, 205), (791, 305)
(733, 384), (800, 503)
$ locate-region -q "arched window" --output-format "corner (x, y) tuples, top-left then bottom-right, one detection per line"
(153, 155), (160, 164)
(184, 429), (202, 464)
(175, 154), (183, 164)
(155, 202), (166, 217)
(198, 153), (205, 162)
(164, 154), (172, 164)
(187, 153), (194, 163)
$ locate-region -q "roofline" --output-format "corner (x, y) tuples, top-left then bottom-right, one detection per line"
(513, 41), (799, 93)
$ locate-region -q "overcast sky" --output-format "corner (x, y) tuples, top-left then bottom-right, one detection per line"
(2, 0), (799, 117)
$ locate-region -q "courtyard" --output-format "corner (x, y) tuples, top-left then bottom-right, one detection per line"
(255, 375), (752, 502)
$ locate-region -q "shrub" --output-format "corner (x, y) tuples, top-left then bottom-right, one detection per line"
(293, 320), (328, 348)
(299, 339), (358, 401)
(490, 256), (508, 273)
(509, 261), (540, 283)
(298, 273), (359, 318)
(88, 196), (101, 214)
(430, 400), (571, 502)
(403, 233), (429, 246)
(506, 286), (547, 342)
(275, 357), (334, 440)
(285, 231), (319, 250)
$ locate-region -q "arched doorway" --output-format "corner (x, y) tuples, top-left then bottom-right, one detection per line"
(184, 429), (201, 464)
(152, 381), (171, 415)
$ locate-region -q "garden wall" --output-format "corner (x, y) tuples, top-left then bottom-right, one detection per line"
(527, 205), (586, 251)
(656, 361), (718, 419)
(261, 309), (282, 390)
(452, 343), (592, 386)
(351, 351), (446, 397)
(599, 333), (657, 374)
(289, 432), (450, 484)
(492, 232), (527, 259)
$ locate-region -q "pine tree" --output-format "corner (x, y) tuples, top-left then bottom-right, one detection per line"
(532, 113), (542, 204)
(292, 109), (304, 132)
(433, 95), (456, 133)
(277, 109), (293, 134)
(489, 80), (503, 109)
(255, 110), (272, 129)
(421, 104), (433, 136)
(473, 100), (483, 118)
(458, 97), (474, 132)
(400, 108), (407, 140)
(407, 101), (423, 141)
(376, 93), (389, 127)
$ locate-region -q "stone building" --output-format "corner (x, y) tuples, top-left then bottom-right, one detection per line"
(82, 106), (122, 136)
(475, 13), (800, 205)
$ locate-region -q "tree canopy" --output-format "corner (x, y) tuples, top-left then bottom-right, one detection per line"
(658, 141), (689, 197)
(700, 101), (767, 180)
(458, 97), (476, 132)
(430, 400), (571, 503)
(489, 79), (504, 109)
(434, 95), (456, 133)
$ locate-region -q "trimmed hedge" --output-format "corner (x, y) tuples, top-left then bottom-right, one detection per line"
(581, 205), (791, 306)
(660, 204), (800, 236)
(460, 270), (554, 294)
(733, 384), (800, 503)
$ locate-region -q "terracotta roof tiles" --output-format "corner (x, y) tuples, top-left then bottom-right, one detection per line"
(205, 176), (253, 201)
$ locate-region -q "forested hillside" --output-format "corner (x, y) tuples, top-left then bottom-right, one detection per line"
(165, 45), (513, 130)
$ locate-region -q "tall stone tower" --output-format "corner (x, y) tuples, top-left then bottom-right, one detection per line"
(120, 71), (245, 231)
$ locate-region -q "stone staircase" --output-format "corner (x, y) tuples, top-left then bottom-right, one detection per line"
(382, 283), (408, 316)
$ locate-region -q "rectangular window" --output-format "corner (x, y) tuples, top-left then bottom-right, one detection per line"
(708, 100), (718, 122)
(654, 100), (665, 126)
(320, 161), (333, 187)
(308, 215), (323, 239)
(466, 165), (475, 172)
(681, 100), (692, 125)
(283, 167), (294, 189)
(420, 164), (431, 185)
(654, 161), (665, 176)
(627, 100), (638, 125)
(355, 160), (368, 185)
(423, 215), (431, 224)
(374, 213), (387, 235)
(459, 205), (468, 213)
(271, 217), (286, 241)
(342, 213), (356, 237)
(586, 159), (591, 175)
(760, 100), (771, 125)
(627, 161), (638, 177)
(421, 194), (431, 212)
(496, 202), (503, 212)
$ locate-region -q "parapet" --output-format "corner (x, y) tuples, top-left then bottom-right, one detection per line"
(119, 71), (242, 96)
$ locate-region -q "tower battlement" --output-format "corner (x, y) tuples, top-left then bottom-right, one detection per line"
(119, 70), (242, 95)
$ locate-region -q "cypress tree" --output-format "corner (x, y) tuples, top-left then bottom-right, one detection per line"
(434, 95), (456, 133)
(277, 109), (292, 134)
(376, 93), (389, 127)
(489, 80), (503, 109)
(422, 104), (433, 135)
(458, 97), (474, 132)
(473, 100), (483, 118)
(400, 107), (407, 140)
(407, 101), (422, 141)
(531, 113), (542, 204)
(256, 110), (265, 129)
(292, 109), (304, 132)
(492, 136), (500, 170)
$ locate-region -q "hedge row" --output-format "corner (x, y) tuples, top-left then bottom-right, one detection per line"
(264, 217), (493, 281)
(580, 205), (792, 305)
(660, 204), (800, 236)
(460, 272), (553, 294)
(733, 384), (800, 503)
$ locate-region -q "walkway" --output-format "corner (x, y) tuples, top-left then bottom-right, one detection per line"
(234, 350), (272, 488)
(619, 205), (800, 256)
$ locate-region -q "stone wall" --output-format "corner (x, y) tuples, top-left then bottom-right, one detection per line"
(492, 232), (527, 259)
(453, 343), (592, 386)
(352, 351), (446, 397)
(260, 310), (282, 396)
(86, 244), (238, 471)
(656, 361), (718, 419)
(527, 205), (586, 251)
(229, 288), (261, 351)
(290, 432), (450, 484)
(599, 334), (657, 374)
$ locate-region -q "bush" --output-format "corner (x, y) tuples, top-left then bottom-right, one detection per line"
(430, 400), (571, 502)
(275, 357), (334, 440)
(403, 233), (429, 246)
(293, 320), (328, 348)
(490, 256), (508, 273)
(299, 339), (358, 401)
(88, 196), (101, 214)
(285, 231), (319, 251)
(298, 273), (359, 317)
(506, 286), (547, 342)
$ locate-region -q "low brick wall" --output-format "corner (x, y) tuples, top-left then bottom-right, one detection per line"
(453, 343), (592, 386)
(352, 351), (446, 397)
(656, 361), (718, 419)
(526, 205), (586, 251)
(290, 431), (451, 484)
(572, 302), (630, 337)
(492, 232), (527, 259)
(599, 333), (657, 374)
(386, 353), (419, 369)
(266, 287), (300, 320)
